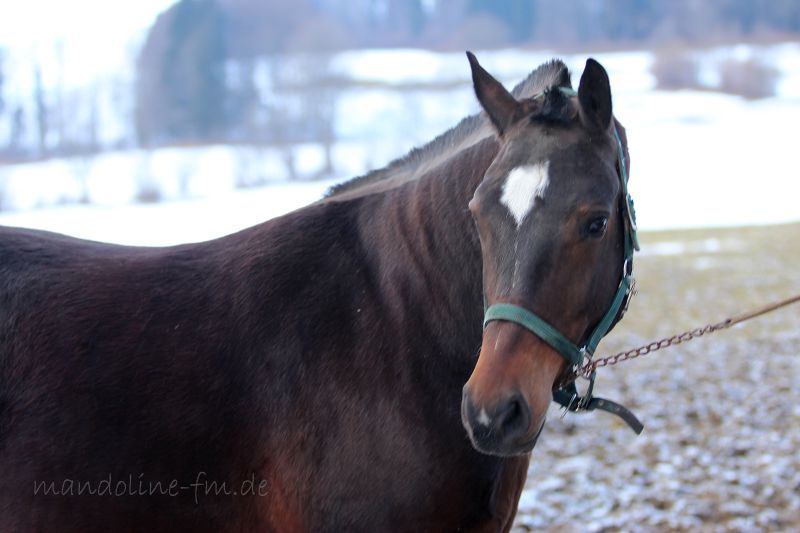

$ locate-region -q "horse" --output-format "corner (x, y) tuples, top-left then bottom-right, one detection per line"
(0, 53), (632, 532)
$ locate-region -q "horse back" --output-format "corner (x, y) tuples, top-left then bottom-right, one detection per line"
(0, 225), (263, 532)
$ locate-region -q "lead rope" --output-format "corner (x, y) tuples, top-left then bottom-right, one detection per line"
(579, 292), (800, 378)
(554, 292), (800, 435)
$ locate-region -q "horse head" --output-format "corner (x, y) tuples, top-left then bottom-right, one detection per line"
(461, 52), (633, 456)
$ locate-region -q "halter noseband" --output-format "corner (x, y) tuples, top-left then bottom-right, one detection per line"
(482, 89), (643, 433)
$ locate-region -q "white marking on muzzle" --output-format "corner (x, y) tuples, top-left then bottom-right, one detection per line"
(500, 161), (550, 226)
(477, 408), (491, 427)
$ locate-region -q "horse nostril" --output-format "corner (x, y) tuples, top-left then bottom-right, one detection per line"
(497, 394), (530, 438)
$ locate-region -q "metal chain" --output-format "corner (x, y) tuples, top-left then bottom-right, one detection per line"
(577, 292), (800, 379)
(578, 319), (731, 378)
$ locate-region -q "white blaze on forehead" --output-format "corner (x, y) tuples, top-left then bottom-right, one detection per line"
(500, 161), (550, 226)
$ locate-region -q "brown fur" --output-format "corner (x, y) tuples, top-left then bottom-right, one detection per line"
(0, 55), (629, 532)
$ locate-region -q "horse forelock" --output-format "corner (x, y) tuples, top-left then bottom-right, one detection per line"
(324, 59), (571, 199)
(510, 59), (572, 99)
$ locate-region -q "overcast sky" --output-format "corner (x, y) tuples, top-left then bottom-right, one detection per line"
(0, 0), (175, 48)
(0, 0), (177, 90)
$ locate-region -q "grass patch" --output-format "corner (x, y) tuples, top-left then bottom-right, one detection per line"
(619, 223), (800, 344)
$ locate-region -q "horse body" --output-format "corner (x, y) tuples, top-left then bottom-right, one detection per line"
(0, 54), (630, 532)
(1, 226), (262, 531)
(0, 137), (526, 531)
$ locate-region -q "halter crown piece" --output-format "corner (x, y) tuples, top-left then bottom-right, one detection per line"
(482, 87), (643, 434)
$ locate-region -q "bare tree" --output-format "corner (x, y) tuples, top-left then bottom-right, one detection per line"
(0, 48), (5, 121)
(278, 15), (352, 178)
(219, 0), (316, 56)
(54, 40), (65, 154)
(68, 153), (94, 204)
(135, 0), (228, 146)
(9, 106), (25, 157)
(33, 64), (48, 158)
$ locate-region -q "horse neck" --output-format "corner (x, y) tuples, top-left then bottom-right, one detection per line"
(366, 137), (499, 347)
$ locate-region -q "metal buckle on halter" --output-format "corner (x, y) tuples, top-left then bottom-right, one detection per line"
(559, 365), (596, 416)
(576, 371), (596, 410)
(618, 253), (635, 318)
(623, 257), (633, 277)
(560, 393), (578, 418)
(626, 193), (637, 233)
(621, 278), (636, 315)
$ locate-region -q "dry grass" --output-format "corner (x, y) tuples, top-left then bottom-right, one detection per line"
(514, 222), (800, 532)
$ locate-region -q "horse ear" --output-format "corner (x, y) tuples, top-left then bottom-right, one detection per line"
(577, 58), (612, 131)
(467, 51), (519, 135)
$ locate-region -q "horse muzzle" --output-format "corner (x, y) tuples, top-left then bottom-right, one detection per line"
(461, 387), (546, 456)
(461, 320), (566, 456)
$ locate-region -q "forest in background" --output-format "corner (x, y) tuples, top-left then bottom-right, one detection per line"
(0, 0), (798, 163)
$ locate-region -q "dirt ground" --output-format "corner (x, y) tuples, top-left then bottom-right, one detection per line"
(513, 222), (800, 532)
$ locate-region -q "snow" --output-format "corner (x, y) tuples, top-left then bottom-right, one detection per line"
(332, 49), (460, 85)
(0, 179), (336, 247)
(694, 42), (800, 98)
(628, 91), (799, 230)
(0, 44), (798, 247)
(0, 143), (363, 209)
(639, 239), (737, 257)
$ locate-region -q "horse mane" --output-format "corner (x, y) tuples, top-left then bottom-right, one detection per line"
(325, 59), (572, 199)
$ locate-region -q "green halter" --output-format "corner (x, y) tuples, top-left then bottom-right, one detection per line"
(482, 91), (643, 433)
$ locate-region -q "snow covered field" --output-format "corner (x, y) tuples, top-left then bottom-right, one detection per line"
(1, 43), (799, 244)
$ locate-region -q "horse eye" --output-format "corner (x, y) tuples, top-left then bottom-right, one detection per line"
(585, 216), (608, 238)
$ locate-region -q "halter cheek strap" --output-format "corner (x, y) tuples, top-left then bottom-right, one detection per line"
(482, 113), (643, 434)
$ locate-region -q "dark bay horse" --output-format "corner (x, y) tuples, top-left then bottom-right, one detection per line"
(0, 54), (631, 532)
